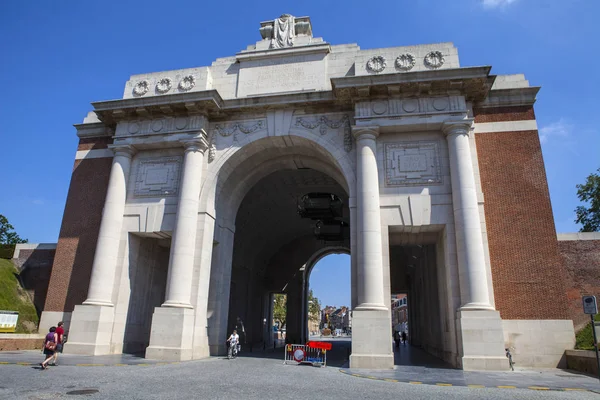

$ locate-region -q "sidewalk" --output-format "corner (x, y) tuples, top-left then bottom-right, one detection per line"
(0, 350), (168, 367)
(340, 345), (600, 392)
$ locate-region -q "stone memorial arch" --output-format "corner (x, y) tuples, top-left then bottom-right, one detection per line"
(40, 14), (576, 370)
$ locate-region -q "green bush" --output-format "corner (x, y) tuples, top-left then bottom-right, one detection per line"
(575, 314), (600, 350)
(0, 244), (15, 259)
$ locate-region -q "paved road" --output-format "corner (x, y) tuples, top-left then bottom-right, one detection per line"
(0, 351), (599, 399)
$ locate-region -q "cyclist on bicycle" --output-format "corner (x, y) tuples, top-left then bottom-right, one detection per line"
(227, 330), (240, 358)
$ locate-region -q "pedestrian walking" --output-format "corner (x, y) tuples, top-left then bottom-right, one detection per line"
(40, 327), (58, 370)
(50, 321), (65, 366)
(401, 331), (407, 345)
(393, 330), (400, 349)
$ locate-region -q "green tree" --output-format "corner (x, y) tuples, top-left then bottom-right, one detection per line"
(575, 168), (600, 232)
(0, 214), (28, 244)
(273, 293), (286, 331)
(308, 289), (321, 323)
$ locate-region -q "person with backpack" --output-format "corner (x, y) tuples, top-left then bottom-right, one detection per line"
(40, 327), (58, 370)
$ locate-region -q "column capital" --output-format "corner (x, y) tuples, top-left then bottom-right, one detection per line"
(352, 125), (380, 140)
(441, 119), (474, 137)
(180, 136), (209, 154)
(108, 144), (137, 159)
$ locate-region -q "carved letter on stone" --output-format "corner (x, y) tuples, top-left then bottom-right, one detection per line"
(134, 157), (182, 197)
(384, 141), (442, 186)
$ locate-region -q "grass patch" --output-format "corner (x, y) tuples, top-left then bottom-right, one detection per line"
(0, 258), (39, 333)
(575, 314), (600, 350)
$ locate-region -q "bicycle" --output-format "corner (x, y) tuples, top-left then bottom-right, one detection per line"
(505, 347), (515, 371)
(228, 342), (240, 359)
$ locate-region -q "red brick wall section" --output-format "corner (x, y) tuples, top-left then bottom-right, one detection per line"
(44, 143), (113, 312)
(77, 137), (111, 151)
(0, 338), (43, 351)
(473, 106), (535, 123)
(475, 127), (568, 320)
(559, 240), (600, 331)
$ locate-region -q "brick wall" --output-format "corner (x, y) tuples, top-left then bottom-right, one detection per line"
(559, 238), (600, 331)
(474, 106), (568, 320)
(0, 337), (43, 351)
(44, 143), (112, 313)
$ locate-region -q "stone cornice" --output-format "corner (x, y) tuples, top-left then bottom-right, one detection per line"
(236, 43), (330, 62)
(476, 86), (540, 108)
(331, 66), (494, 102)
(91, 90), (224, 126)
(73, 122), (114, 139)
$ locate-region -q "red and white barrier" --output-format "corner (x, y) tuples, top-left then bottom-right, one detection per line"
(283, 341), (331, 367)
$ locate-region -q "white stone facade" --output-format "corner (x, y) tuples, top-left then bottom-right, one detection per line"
(48, 15), (574, 370)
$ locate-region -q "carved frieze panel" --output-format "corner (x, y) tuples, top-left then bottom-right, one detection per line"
(115, 115), (207, 137)
(211, 118), (267, 142)
(355, 96), (466, 120)
(293, 113), (353, 152)
(134, 157), (182, 197)
(385, 141), (442, 186)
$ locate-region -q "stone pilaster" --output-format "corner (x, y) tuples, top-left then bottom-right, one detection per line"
(443, 120), (507, 370)
(65, 145), (135, 356)
(146, 134), (208, 361)
(163, 138), (209, 308)
(442, 120), (493, 310)
(349, 126), (393, 369)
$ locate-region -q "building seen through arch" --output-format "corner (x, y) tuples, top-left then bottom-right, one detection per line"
(39, 14), (576, 370)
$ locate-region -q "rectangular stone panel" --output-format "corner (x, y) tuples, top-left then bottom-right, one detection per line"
(237, 52), (328, 97)
(384, 141), (442, 186)
(134, 156), (182, 198)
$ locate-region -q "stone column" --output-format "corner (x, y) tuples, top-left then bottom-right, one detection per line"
(442, 120), (493, 310)
(146, 134), (208, 361)
(84, 145), (136, 306)
(65, 145), (135, 356)
(349, 126), (393, 369)
(162, 138), (208, 308)
(353, 126), (386, 310)
(443, 120), (506, 371)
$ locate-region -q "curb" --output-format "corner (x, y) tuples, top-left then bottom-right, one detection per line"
(338, 369), (590, 392)
(0, 361), (178, 367)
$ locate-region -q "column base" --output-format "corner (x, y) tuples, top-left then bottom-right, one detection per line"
(39, 311), (72, 334)
(456, 309), (507, 371)
(192, 334), (210, 359)
(146, 307), (194, 361)
(350, 309), (393, 369)
(63, 305), (115, 356)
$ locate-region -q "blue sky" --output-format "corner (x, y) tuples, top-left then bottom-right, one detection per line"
(1, 1), (598, 306)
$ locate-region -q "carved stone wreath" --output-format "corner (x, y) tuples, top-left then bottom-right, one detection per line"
(295, 114), (353, 152)
(156, 78), (172, 93)
(178, 75), (196, 91)
(214, 120), (266, 141)
(366, 56), (387, 73)
(133, 80), (149, 96)
(424, 51), (445, 69)
(395, 53), (416, 71)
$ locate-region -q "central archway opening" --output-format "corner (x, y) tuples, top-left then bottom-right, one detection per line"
(227, 167), (350, 349)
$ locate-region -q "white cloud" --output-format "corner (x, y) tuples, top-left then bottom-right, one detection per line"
(482, 0), (518, 8)
(539, 118), (572, 144)
(31, 199), (44, 205)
